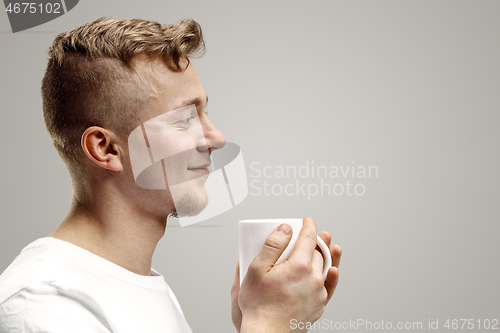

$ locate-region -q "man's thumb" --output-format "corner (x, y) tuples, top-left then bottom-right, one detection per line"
(253, 223), (293, 271)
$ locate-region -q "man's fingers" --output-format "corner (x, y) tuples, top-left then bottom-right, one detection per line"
(318, 231), (331, 248)
(311, 249), (324, 276)
(324, 266), (340, 303)
(251, 223), (293, 272)
(325, 245), (342, 304)
(289, 216), (318, 263)
(231, 261), (240, 294)
(331, 244), (342, 268)
(231, 261), (242, 331)
(317, 231), (332, 261)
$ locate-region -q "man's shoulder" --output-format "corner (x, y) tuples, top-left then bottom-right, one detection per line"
(0, 238), (71, 305)
(0, 238), (114, 331)
(0, 238), (192, 332)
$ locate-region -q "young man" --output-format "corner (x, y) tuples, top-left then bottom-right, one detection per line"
(0, 18), (342, 332)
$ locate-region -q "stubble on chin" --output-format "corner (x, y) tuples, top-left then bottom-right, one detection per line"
(169, 186), (209, 218)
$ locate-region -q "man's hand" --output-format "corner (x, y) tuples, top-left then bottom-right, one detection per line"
(231, 216), (342, 333)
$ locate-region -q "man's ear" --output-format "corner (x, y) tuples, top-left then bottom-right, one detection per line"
(81, 126), (123, 172)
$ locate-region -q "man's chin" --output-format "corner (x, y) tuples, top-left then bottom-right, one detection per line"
(170, 190), (209, 218)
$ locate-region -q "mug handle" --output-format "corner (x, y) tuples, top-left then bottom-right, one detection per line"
(316, 235), (332, 280)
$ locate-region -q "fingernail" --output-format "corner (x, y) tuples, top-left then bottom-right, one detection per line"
(278, 223), (292, 235)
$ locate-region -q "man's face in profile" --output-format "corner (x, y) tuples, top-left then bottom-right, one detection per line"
(126, 55), (225, 217)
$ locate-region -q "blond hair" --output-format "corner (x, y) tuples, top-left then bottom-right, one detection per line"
(41, 17), (204, 178)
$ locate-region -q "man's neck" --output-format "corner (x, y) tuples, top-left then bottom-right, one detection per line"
(49, 195), (167, 276)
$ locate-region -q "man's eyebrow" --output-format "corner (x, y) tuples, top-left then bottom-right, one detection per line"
(175, 95), (209, 110)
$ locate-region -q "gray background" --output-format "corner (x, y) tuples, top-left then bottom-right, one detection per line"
(1, 1), (499, 332)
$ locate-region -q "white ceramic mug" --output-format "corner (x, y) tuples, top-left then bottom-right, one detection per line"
(238, 218), (332, 285)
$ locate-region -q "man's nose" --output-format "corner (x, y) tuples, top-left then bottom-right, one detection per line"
(197, 117), (226, 152)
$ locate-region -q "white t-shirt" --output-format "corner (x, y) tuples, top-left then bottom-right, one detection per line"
(0, 237), (193, 333)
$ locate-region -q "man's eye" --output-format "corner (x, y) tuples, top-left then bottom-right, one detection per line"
(177, 116), (194, 127)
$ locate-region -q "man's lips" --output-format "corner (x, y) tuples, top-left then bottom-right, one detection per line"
(188, 163), (211, 176)
(189, 163), (211, 169)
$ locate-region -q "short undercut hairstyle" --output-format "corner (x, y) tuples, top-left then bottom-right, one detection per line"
(41, 17), (204, 178)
